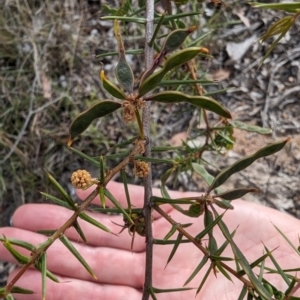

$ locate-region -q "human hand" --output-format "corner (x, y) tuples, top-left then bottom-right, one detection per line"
(0, 182), (299, 299)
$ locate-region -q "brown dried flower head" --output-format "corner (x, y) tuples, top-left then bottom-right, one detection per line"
(71, 169), (92, 189)
(122, 100), (136, 123)
(134, 160), (149, 178)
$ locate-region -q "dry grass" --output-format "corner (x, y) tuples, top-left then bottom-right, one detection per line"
(0, 0), (113, 225)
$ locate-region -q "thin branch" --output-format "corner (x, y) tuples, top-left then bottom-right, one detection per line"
(142, 0), (155, 299)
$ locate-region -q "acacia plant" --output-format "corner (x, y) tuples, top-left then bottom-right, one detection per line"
(1, 1), (300, 299)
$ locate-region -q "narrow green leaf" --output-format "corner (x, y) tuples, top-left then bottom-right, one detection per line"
(68, 147), (100, 167)
(152, 287), (195, 293)
(40, 252), (47, 300)
(59, 234), (97, 279)
(139, 47), (208, 96)
(2, 237), (30, 264)
(121, 169), (131, 212)
(208, 138), (289, 192)
(146, 91), (231, 119)
(263, 244), (290, 286)
(215, 260), (232, 282)
(5, 294), (14, 300)
(99, 186), (106, 209)
(285, 276), (297, 297)
(153, 239), (191, 245)
(273, 223), (300, 256)
(46, 172), (75, 208)
(196, 264), (213, 295)
(213, 188), (260, 201)
(160, 169), (172, 199)
(0, 237), (35, 251)
(10, 286), (34, 294)
(79, 212), (112, 234)
(163, 224), (178, 241)
(149, 12), (166, 47)
(40, 192), (73, 209)
(184, 255), (208, 286)
(35, 263), (59, 283)
(195, 212), (225, 240)
(104, 189), (133, 224)
(238, 252), (271, 277)
(99, 156), (105, 184)
(215, 229), (237, 256)
(231, 120), (272, 135)
(237, 285), (248, 300)
(73, 220), (87, 243)
(151, 196), (194, 205)
(36, 230), (56, 236)
(209, 255), (234, 261)
(165, 233), (183, 268)
(68, 100), (121, 145)
(148, 286), (158, 300)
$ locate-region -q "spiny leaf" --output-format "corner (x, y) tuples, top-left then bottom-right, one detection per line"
(59, 234), (97, 279)
(2, 237), (31, 264)
(10, 286), (34, 294)
(73, 220), (87, 243)
(40, 252), (47, 300)
(46, 172), (75, 208)
(0, 237), (35, 251)
(196, 264), (213, 295)
(68, 100), (121, 146)
(100, 70), (127, 99)
(208, 138), (289, 192)
(184, 255), (208, 286)
(152, 287), (195, 293)
(79, 212), (112, 234)
(165, 233), (183, 268)
(195, 212), (225, 241)
(104, 188), (133, 224)
(263, 244), (291, 286)
(213, 188), (260, 201)
(139, 47), (208, 96)
(146, 91), (231, 119)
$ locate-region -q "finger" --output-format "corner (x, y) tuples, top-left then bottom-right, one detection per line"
(12, 204), (146, 252)
(7, 268), (142, 300)
(0, 227), (144, 288)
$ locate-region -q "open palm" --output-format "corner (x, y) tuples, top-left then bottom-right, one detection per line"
(0, 181), (299, 299)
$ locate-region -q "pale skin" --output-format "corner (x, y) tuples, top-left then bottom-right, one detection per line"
(0, 181), (299, 300)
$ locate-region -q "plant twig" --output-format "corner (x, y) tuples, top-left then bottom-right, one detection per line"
(142, 0), (155, 299)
